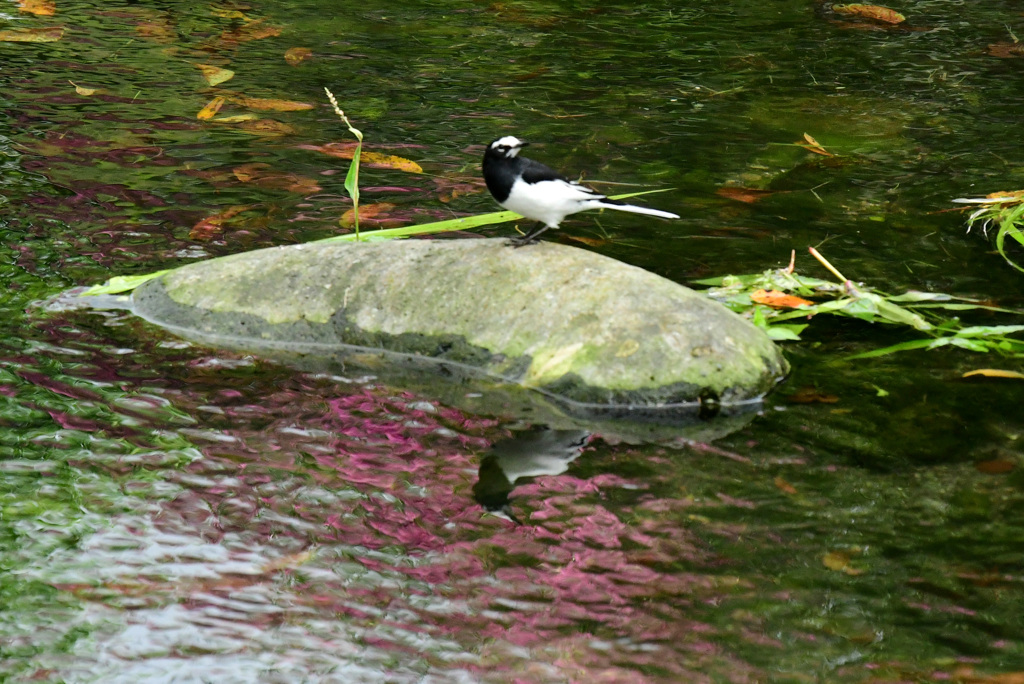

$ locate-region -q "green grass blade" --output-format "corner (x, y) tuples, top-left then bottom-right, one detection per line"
(318, 188), (675, 244)
(79, 270), (170, 296)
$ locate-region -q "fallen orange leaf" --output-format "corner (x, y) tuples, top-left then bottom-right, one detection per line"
(751, 289), (814, 309)
(797, 133), (834, 156)
(0, 26), (64, 42)
(832, 4), (905, 24)
(18, 0), (55, 16)
(228, 95), (314, 112)
(194, 63), (234, 86)
(189, 204), (259, 240)
(284, 47), (313, 66)
(340, 202), (399, 227)
(197, 96), (226, 120)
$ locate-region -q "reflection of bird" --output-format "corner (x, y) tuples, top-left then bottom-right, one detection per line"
(473, 428), (592, 522)
(482, 136), (680, 245)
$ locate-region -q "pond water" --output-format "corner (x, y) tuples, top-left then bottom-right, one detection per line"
(3, 0), (1024, 681)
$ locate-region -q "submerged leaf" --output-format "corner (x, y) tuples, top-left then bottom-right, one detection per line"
(0, 26), (64, 42)
(340, 202), (398, 228)
(832, 4), (905, 24)
(284, 47), (313, 66)
(190, 204), (259, 240)
(229, 95), (315, 112)
(69, 80), (97, 96)
(194, 63), (235, 86)
(235, 119), (295, 136)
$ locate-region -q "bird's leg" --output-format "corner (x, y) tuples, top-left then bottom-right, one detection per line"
(508, 222), (551, 247)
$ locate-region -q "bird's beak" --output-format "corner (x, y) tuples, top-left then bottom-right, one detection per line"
(517, 141), (530, 149)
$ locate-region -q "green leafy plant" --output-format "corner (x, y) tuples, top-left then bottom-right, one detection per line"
(324, 87), (363, 240)
(954, 190), (1024, 273)
(697, 248), (1024, 358)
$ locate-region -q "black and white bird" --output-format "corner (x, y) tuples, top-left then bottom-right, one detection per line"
(482, 135), (679, 245)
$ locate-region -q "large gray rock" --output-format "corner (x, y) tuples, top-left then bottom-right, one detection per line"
(131, 238), (788, 409)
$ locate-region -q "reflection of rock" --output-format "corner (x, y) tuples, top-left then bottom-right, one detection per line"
(130, 238), (788, 408)
(473, 428), (591, 519)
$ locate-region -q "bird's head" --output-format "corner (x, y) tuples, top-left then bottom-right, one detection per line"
(488, 136), (528, 159)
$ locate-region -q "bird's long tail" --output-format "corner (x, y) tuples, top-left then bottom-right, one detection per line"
(596, 200), (679, 220)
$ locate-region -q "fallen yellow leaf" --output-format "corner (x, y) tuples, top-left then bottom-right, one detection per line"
(362, 151), (423, 173)
(68, 80), (97, 96)
(18, 0), (55, 16)
(194, 63), (234, 86)
(963, 369), (1024, 380)
(197, 96), (226, 120)
(210, 114), (259, 123)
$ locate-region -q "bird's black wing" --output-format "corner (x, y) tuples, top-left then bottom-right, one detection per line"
(519, 158), (568, 184)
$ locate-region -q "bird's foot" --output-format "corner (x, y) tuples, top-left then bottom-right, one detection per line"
(506, 235), (541, 248)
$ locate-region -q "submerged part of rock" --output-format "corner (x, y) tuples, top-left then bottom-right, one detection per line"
(130, 238), (789, 414)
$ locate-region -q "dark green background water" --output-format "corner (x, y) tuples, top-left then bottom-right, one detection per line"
(2, 1), (1023, 681)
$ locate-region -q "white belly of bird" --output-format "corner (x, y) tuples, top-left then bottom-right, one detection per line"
(502, 179), (605, 228)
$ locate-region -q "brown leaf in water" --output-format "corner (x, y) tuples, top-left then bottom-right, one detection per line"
(197, 96), (226, 120)
(0, 26), (64, 42)
(975, 459), (1015, 475)
(220, 20), (281, 43)
(340, 202), (399, 228)
(18, 0), (55, 16)
(190, 204), (259, 240)
(987, 42), (1024, 58)
(832, 4), (905, 24)
(284, 47), (313, 66)
(786, 386), (839, 404)
(232, 163), (319, 193)
(797, 133), (834, 156)
(751, 289), (815, 309)
(194, 63), (234, 86)
(564, 235), (610, 248)
(716, 186), (776, 204)
(774, 477), (798, 495)
(228, 95), (314, 112)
